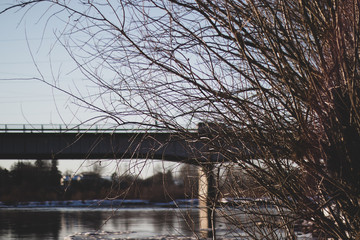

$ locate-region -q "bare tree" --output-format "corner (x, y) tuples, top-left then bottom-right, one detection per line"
(2, 0), (359, 239)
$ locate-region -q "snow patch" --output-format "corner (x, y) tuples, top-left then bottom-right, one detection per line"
(64, 231), (197, 240)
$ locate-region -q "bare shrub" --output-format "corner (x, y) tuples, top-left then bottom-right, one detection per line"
(2, 0), (359, 238)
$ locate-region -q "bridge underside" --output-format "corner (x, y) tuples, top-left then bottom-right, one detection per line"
(0, 132), (217, 165)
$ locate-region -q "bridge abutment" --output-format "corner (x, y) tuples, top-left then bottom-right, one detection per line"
(198, 164), (217, 239)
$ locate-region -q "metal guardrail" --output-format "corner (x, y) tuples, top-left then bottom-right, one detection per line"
(0, 124), (197, 134)
(0, 124), (168, 133)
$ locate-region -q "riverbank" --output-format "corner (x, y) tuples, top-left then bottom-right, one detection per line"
(65, 231), (314, 240)
(0, 199), (199, 209)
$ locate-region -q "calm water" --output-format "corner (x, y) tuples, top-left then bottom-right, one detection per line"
(0, 207), (199, 240)
(0, 206), (314, 239)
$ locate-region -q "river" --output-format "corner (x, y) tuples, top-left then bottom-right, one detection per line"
(0, 207), (199, 240)
(0, 205), (315, 239)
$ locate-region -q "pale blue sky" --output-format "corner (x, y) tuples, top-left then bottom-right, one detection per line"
(0, 1), (97, 174)
(0, 1), (86, 124)
(0, 1), (179, 177)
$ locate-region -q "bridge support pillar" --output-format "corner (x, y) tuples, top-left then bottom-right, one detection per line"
(198, 164), (216, 239)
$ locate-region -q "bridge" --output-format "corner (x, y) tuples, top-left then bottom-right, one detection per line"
(0, 124), (223, 237)
(0, 124), (207, 163)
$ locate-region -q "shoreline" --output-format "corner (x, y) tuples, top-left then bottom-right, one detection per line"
(0, 198), (199, 209)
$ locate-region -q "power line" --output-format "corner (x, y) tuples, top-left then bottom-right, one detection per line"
(0, 37), (54, 42)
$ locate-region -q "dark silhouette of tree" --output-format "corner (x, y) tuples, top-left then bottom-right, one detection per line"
(1, 0), (359, 238)
(0, 161), (62, 202)
(51, 159), (58, 172)
(0, 167), (10, 198)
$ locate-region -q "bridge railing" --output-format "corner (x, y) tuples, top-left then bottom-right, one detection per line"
(0, 124), (197, 134)
(0, 124), (117, 133)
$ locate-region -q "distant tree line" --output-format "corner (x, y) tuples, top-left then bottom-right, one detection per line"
(0, 160), (62, 203)
(0, 161), (199, 204)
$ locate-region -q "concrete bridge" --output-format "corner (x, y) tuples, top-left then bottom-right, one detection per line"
(0, 124), (199, 162)
(0, 124), (223, 237)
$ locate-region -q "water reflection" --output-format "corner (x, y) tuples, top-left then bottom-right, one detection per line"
(0, 207), (314, 239)
(0, 208), (198, 240)
(0, 209), (61, 240)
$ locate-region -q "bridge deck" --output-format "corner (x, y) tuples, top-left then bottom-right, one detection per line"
(0, 124), (211, 164)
